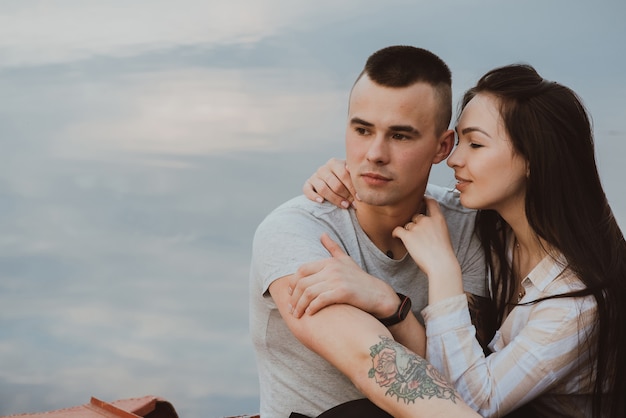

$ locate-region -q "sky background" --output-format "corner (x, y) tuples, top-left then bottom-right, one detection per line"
(0, 1), (624, 417)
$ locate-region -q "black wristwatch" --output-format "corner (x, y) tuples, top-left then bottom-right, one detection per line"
(378, 293), (412, 327)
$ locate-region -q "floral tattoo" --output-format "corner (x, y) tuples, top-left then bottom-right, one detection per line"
(368, 336), (459, 404)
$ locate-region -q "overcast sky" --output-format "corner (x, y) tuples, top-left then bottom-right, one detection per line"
(0, 1), (624, 417)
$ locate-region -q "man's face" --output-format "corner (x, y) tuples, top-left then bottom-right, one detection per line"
(345, 75), (449, 208)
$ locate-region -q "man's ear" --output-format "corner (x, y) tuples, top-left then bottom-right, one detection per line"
(432, 129), (454, 164)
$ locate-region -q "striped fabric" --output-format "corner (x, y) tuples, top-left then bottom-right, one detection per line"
(422, 254), (597, 418)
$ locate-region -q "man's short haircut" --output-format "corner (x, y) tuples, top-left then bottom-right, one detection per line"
(356, 45), (453, 135)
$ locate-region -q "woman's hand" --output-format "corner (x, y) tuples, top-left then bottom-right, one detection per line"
(392, 197), (464, 302)
(303, 158), (357, 209)
(288, 233), (399, 319)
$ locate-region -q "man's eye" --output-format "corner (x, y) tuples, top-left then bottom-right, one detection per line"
(355, 127), (369, 135)
(392, 133), (409, 140)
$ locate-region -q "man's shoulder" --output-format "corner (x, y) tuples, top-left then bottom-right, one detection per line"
(256, 195), (352, 235)
(267, 195), (345, 218)
(425, 183), (475, 216)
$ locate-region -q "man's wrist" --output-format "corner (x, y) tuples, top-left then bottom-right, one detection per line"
(377, 293), (412, 327)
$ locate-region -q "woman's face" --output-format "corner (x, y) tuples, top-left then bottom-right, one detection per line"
(447, 93), (528, 215)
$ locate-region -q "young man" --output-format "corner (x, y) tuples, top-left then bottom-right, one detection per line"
(249, 46), (488, 418)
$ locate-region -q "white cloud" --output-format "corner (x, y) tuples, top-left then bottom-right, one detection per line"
(0, 2), (623, 416)
(53, 67), (345, 159)
(0, 0), (374, 68)
(0, 0), (273, 67)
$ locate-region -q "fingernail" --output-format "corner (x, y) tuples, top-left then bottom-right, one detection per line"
(355, 193), (361, 201)
(288, 304), (294, 314)
(287, 286), (293, 295)
(316, 197), (324, 203)
(341, 200), (350, 209)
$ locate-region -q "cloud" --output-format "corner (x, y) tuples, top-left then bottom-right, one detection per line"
(0, 233), (260, 402)
(0, 2), (624, 417)
(0, 0), (379, 68)
(0, 0), (276, 67)
(50, 67), (345, 160)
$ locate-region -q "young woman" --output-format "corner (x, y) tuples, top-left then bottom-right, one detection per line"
(299, 64), (626, 417)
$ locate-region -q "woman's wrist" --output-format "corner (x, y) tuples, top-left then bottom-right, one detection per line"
(427, 265), (464, 304)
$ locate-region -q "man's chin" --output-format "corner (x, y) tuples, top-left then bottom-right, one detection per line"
(353, 192), (389, 207)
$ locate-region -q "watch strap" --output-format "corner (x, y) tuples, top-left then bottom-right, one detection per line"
(378, 293), (412, 327)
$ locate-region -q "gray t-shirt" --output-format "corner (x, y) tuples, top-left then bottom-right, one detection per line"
(249, 184), (487, 418)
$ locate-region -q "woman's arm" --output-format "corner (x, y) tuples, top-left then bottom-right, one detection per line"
(277, 286), (481, 418)
(394, 198), (597, 416)
(392, 197), (465, 304)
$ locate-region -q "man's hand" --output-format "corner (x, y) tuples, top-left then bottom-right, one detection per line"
(303, 158), (357, 209)
(288, 233), (399, 319)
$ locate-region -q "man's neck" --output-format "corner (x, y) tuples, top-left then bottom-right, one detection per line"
(354, 199), (425, 259)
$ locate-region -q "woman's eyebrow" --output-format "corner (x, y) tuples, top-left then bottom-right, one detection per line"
(456, 126), (492, 138)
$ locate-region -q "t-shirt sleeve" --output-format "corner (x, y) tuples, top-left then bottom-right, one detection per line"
(251, 205), (339, 295)
(456, 219), (488, 297)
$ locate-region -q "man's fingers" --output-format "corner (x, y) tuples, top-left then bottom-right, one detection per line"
(289, 259), (326, 300)
(320, 233), (347, 258)
(291, 280), (325, 318)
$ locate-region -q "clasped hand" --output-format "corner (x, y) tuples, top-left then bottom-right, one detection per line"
(288, 233), (397, 319)
(288, 198), (459, 318)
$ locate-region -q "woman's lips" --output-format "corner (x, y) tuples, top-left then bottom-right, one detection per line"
(454, 176), (471, 192)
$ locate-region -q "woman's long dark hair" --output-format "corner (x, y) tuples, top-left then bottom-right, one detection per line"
(460, 64), (626, 417)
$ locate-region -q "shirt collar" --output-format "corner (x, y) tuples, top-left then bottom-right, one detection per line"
(506, 229), (567, 292)
(525, 253), (567, 292)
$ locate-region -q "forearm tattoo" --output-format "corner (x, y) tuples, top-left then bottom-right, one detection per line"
(368, 336), (459, 404)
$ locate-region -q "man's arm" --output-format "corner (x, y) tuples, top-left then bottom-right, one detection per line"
(288, 233), (426, 356)
(269, 276), (480, 418)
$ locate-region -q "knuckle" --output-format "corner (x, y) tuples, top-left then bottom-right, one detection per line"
(315, 293), (328, 305)
(302, 287), (315, 300)
(295, 265), (306, 276)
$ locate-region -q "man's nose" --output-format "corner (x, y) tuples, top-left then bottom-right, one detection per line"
(366, 135), (389, 164)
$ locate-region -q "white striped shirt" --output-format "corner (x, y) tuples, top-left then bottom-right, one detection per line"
(422, 253), (597, 417)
